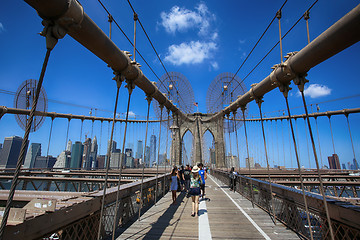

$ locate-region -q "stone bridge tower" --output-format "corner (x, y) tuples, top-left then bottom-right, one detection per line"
(170, 112), (225, 167)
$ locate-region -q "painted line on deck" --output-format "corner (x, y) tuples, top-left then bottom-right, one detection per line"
(209, 175), (271, 240)
(199, 197), (212, 240)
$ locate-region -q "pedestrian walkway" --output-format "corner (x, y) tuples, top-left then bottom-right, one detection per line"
(117, 175), (300, 239)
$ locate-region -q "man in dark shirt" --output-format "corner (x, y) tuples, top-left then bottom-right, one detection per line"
(183, 165), (191, 192)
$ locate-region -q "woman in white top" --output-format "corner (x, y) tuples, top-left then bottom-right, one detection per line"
(170, 167), (179, 205)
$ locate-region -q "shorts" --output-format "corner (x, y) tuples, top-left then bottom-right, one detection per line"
(180, 179), (185, 185)
(200, 184), (205, 191)
(189, 187), (200, 196)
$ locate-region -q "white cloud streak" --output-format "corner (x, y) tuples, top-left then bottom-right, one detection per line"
(0, 23), (4, 33)
(165, 41), (217, 65)
(301, 84), (332, 98)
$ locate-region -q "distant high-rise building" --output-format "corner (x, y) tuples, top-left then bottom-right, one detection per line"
(0, 143), (2, 150)
(328, 154), (341, 169)
(24, 143), (41, 169)
(226, 153), (239, 168)
(70, 141), (83, 169)
(255, 163), (262, 169)
(66, 139), (72, 152)
(0, 136), (28, 168)
(158, 153), (167, 166)
(33, 156), (56, 168)
(90, 136), (98, 169)
(97, 155), (106, 169)
(125, 148), (134, 168)
(136, 140), (143, 159)
(209, 148), (216, 165)
(54, 150), (71, 169)
(245, 157), (254, 169)
(150, 135), (156, 167)
(353, 158), (359, 170)
(145, 146), (150, 167)
(342, 163), (346, 170)
(108, 140), (117, 153)
(82, 137), (92, 169)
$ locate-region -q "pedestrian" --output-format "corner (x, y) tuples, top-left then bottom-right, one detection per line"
(198, 163), (207, 199)
(183, 165), (191, 192)
(170, 167), (179, 205)
(179, 165), (185, 191)
(229, 167), (237, 191)
(189, 165), (201, 217)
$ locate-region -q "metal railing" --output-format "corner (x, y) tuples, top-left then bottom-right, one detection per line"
(2, 173), (170, 240)
(212, 169), (360, 240)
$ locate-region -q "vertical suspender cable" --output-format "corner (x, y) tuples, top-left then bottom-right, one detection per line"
(65, 119), (71, 152)
(80, 120), (84, 143)
(282, 91), (314, 240)
(287, 119), (294, 168)
(276, 10), (283, 63)
(314, 116), (323, 168)
(0, 35), (55, 237)
(346, 115), (357, 163)
(304, 118), (311, 169)
(304, 10), (311, 44)
(155, 106), (163, 205)
(328, 116), (336, 154)
(163, 110), (170, 193)
(133, 13), (138, 62)
(97, 76), (122, 240)
(227, 114), (233, 170)
(111, 79), (133, 239)
(256, 98), (276, 224)
(137, 96), (152, 222)
(241, 107), (255, 208)
(46, 117), (54, 169)
(297, 77), (335, 240)
(99, 121), (103, 157)
(233, 111), (242, 192)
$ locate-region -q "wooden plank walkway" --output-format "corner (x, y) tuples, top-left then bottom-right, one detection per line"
(117, 175), (300, 239)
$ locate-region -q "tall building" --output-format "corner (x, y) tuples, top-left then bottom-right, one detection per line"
(136, 140), (143, 159)
(209, 148), (216, 166)
(66, 139), (72, 152)
(245, 157), (254, 168)
(90, 136), (98, 169)
(24, 143), (41, 169)
(82, 137), (92, 169)
(70, 141), (83, 169)
(342, 163), (346, 170)
(0, 136), (28, 168)
(54, 150), (71, 169)
(328, 154), (341, 169)
(33, 156), (56, 168)
(353, 158), (359, 170)
(0, 143), (2, 150)
(226, 154), (239, 168)
(145, 146), (150, 167)
(125, 148), (134, 168)
(150, 134), (156, 167)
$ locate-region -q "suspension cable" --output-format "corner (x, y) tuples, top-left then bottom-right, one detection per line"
(328, 116), (336, 154)
(97, 75), (123, 240)
(241, 106), (255, 208)
(314, 116), (323, 168)
(276, 9), (283, 63)
(295, 75), (335, 240)
(304, 118), (311, 169)
(233, 111), (242, 192)
(163, 109), (170, 193)
(99, 121), (103, 156)
(111, 78), (134, 239)
(282, 91), (314, 240)
(155, 106), (163, 205)
(138, 96), (152, 222)
(346, 115), (357, 163)
(80, 119), (84, 142)
(46, 117), (54, 169)
(256, 97), (276, 224)
(64, 118), (71, 152)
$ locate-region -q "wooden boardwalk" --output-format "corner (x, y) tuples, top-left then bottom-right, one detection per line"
(117, 175), (300, 239)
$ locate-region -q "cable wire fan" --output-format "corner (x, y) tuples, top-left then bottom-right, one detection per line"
(206, 72), (247, 133)
(14, 79), (48, 132)
(153, 72), (194, 126)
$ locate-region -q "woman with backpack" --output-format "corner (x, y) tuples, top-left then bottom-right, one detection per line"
(188, 166), (201, 217)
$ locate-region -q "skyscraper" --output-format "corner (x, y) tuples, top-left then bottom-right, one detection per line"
(33, 155), (56, 168)
(54, 150), (71, 169)
(353, 158), (359, 170)
(70, 141), (83, 169)
(328, 154), (341, 169)
(136, 140), (143, 159)
(24, 143), (41, 169)
(245, 157), (254, 168)
(0, 136), (28, 168)
(150, 134), (156, 167)
(145, 146), (150, 167)
(66, 139), (72, 152)
(82, 137), (92, 169)
(90, 136), (98, 169)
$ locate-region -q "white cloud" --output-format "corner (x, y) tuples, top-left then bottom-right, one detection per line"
(0, 23), (4, 33)
(301, 84), (332, 98)
(128, 111), (136, 118)
(239, 39), (246, 44)
(165, 41), (217, 65)
(160, 3), (215, 36)
(210, 61), (219, 70)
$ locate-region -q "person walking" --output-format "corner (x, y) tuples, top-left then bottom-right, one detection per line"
(170, 167), (179, 205)
(179, 165), (185, 191)
(189, 166), (201, 217)
(183, 165), (191, 192)
(198, 163), (207, 199)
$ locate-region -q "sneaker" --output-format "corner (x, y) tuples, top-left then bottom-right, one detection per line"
(191, 213), (195, 217)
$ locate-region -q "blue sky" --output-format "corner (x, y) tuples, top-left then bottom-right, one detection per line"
(0, 0), (360, 168)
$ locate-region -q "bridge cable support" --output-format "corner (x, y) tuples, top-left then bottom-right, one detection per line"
(239, 105), (255, 208)
(294, 74), (335, 240)
(155, 104), (164, 205)
(97, 72), (123, 240)
(138, 94), (152, 223)
(276, 9), (283, 63)
(276, 79), (315, 240)
(0, 19), (66, 239)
